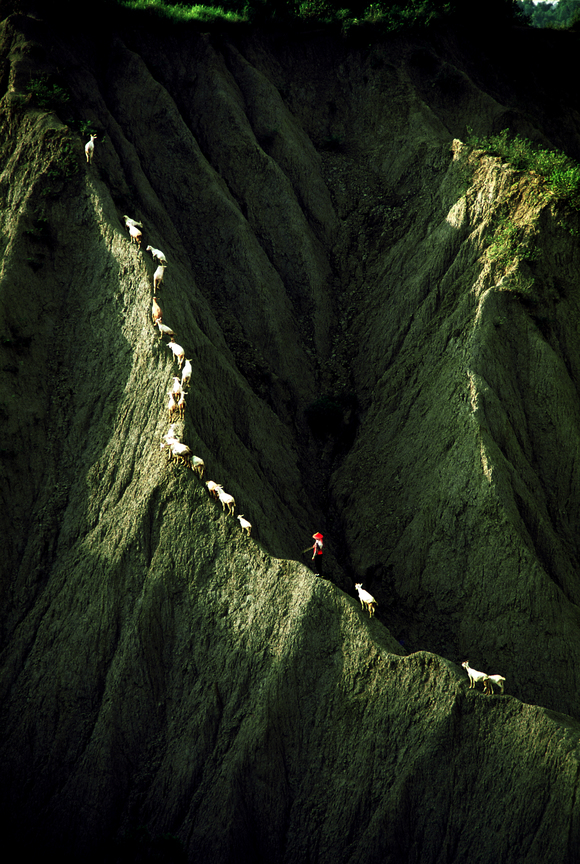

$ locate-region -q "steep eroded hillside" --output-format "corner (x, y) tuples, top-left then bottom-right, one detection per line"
(2, 5), (580, 862)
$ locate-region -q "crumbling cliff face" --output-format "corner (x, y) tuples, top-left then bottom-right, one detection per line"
(2, 5), (580, 862)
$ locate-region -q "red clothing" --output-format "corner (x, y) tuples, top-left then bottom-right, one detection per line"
(312, 539), (323, 557)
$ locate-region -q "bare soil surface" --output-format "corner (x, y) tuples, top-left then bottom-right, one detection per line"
(2, 5), (580, 862)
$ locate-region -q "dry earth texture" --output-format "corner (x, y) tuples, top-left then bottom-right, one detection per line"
(3, 4), (580, 863)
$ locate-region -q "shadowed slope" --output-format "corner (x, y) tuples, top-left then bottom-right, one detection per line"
(2, 8), (580, 862)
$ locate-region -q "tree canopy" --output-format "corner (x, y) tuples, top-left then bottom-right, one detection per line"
(46, 0), (525, 32)
(517, 0), (580, 29)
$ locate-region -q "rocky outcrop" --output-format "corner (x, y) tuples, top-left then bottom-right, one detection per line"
(2, 5), (580, 861)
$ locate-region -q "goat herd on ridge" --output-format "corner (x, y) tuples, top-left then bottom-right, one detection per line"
(84, 134), (506, 698)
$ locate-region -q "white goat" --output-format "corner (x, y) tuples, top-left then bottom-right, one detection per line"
(171, 442), (193, 469)
(217, 488), (235, 516)
(170, 378), (184, 417)
(85, 133), (97, 163)
(191, 455), (205, 479)
(167, 339), (185, 369)
(354, 583), (377, 618)
(237, 514), (252, 537)
(124, 215), (143, 229)
(161, 429), (203, 477)
(181, 358), (192, 389)
(205, 481), (222, 499)
(485, 674), (506, 695)
(171, 376), (183, 399)
(152, 296), (162, 325)
(167, 391), (178, 420)
(128, 223), (142, 247)
(162, 429), (179, 446)
(153, 264), (165, 292)
(156, 321), (175, 339)
(161, 435), (193, 469)
(462, 661), (490, 693)
(146, 245), (168, 266)
(160, 435), (182, 462)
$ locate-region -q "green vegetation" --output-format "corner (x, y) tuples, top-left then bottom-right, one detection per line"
(77, 119), (98, 137)
(517, 0), (580, 29)
(24, 217), (50, 240)
(467, 128), (580, 217)
(108, 0), (522, 32)
(25, 75), (71, 113)
(464, 130), (580, 298)
(47, 134), (79, 181)
(497, 271), (537, 299)
(21, 76), (101, 156)
(486, 214), (539, 269)
(116, 0), (246, 23)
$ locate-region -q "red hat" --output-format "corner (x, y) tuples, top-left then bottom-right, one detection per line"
(312, 532), (323, 540)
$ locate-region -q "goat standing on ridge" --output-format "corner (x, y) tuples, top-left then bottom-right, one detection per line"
(146, 245), (168, 266)
(217, 488), (235, 516)
(124, 215), (142, 229)
(177, 390), (186, 420)
(206, 481), (222, 499)
(167, 338), (185, 369)
(237, 515), (252, 536)
(462, 661), (490, 693)
(190, 454), (205, 478)
(161, 433), (192, 470)
(355, 583), (377, 618)
(181, 358), (192, 389)
(153, 264), (165, 292)
(167, 391), (178, 421)
(484, 674), (506, 695)
(128, 223), (142, 247)
(156, 321), (175, 339)
(85, 133), (97, 164)
(171, 376), (183, 400)
(152, 296), (162, 325)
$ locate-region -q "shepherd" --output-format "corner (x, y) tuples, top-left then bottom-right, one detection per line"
(301, 532), (324, 574)
(311, 532), (324, 560)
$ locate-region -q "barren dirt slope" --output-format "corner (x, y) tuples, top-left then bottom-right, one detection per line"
(3, 5), (580, 862)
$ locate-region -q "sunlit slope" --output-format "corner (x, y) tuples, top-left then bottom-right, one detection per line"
(2, 8), (580, 862)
